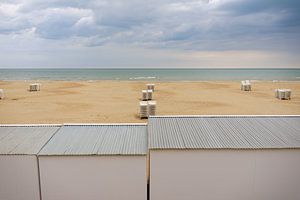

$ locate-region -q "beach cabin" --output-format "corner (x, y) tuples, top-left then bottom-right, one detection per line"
(0, 125), (60, 200)
(148, 116), (300, 200)
(38, 124), (147, 200)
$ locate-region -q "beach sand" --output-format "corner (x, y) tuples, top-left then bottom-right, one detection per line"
(0, 80), (299, 124)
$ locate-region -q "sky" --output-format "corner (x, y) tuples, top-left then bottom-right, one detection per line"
(0, 0), (300, 68)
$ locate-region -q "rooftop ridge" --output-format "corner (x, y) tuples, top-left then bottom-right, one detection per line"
(0, 124), (62, 127)
(150, 115), (300, 118)
(63, 123), (147, 126)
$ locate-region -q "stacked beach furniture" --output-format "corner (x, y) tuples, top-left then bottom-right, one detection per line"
(29, 83), (41, 92)
(147, 90), (153, 100)
(147, 83), (155, 91)
(241, 80), (251, 91)
(275, 89), (292, 100)
(140, 101), (149, 118)
(148, 101), (156, 116)
(139, 101), (157, 119)
(142, 90), (148, 101)
(0, 89), (4, 99)
(139, 83), (156, 119)
(141, 89), (153, 101)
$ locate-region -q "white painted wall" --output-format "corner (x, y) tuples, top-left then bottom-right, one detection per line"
(39, 156), (146, 200)
(0, 155), (40, 200)
(150, 149), (300, 200)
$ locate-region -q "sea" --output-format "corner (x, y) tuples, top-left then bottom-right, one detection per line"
(0, 68), (300, 81)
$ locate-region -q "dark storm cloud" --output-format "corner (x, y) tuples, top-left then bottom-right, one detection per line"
(0, 0), (299, 51)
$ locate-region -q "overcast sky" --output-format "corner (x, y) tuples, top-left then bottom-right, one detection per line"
(0, 0), (300, 68)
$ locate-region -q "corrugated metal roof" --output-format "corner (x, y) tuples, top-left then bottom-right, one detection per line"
(0, 125), (60, 155)
(39, 124), (147, 156)
(148, 116), (300, 149)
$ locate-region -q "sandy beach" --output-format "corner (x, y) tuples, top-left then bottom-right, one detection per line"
(0, 80), (299, 124)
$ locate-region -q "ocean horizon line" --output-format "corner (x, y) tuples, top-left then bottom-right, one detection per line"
(0, 67), (300, 70)
(1, 68), (300, 81)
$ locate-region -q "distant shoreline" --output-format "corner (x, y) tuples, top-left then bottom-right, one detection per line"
(0, 67), (300, 69)
(1, 68), (300, 81)
(1, 80), (300, 83)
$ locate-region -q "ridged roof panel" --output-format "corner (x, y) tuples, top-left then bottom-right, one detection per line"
(0, 126), (60, 155)
(149, 116), (300, 149)
(39, 124), (147, 156)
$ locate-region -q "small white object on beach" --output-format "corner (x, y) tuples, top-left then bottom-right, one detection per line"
(147, 83), (155, 91)
(285, 89), (292, 99)
(139, 101), (148, 118)
(276, 89), (291, 100)
(0, 89), (4, 99)
(147, 89), (153, 100)
(142, 90), (148, 101)
(241, 80), (251, 91)
(148, 101), (156, 116)
(141, 89), (153, 101)
(139, 100), (157, 118)
(29, 83), (41, 92)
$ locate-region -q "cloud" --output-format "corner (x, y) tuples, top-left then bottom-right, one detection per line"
(34, 7), (96, 39)
(1, 0), (299, 49)
(0, 0), (299, 68)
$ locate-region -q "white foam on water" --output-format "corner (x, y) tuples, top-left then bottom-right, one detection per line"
(129, 76), (156, 80)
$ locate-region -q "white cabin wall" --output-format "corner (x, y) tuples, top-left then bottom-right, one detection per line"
(39, 156), (147, 200)
(0, 155), (41, 200)
(150, 149), (300, 200)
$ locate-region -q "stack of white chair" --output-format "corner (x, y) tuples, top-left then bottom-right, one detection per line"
(241, 80), (251, 91)
(148, 101), (156, 116)
(278, 89), (285, 99)
(139, 101), (157, 118)
(147, 83), (155, 91)
(142, 90), (148, 101)
(139, 101), (148, 118)
(147, 90), (153, 100)
(141, 89), (153, 101)
(0, 89), (4, 99)
(139, 84), (156, 118)
(285, 89), (292, 99)
(29, 83), (41, 92)
(275, 89), (292, 100)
